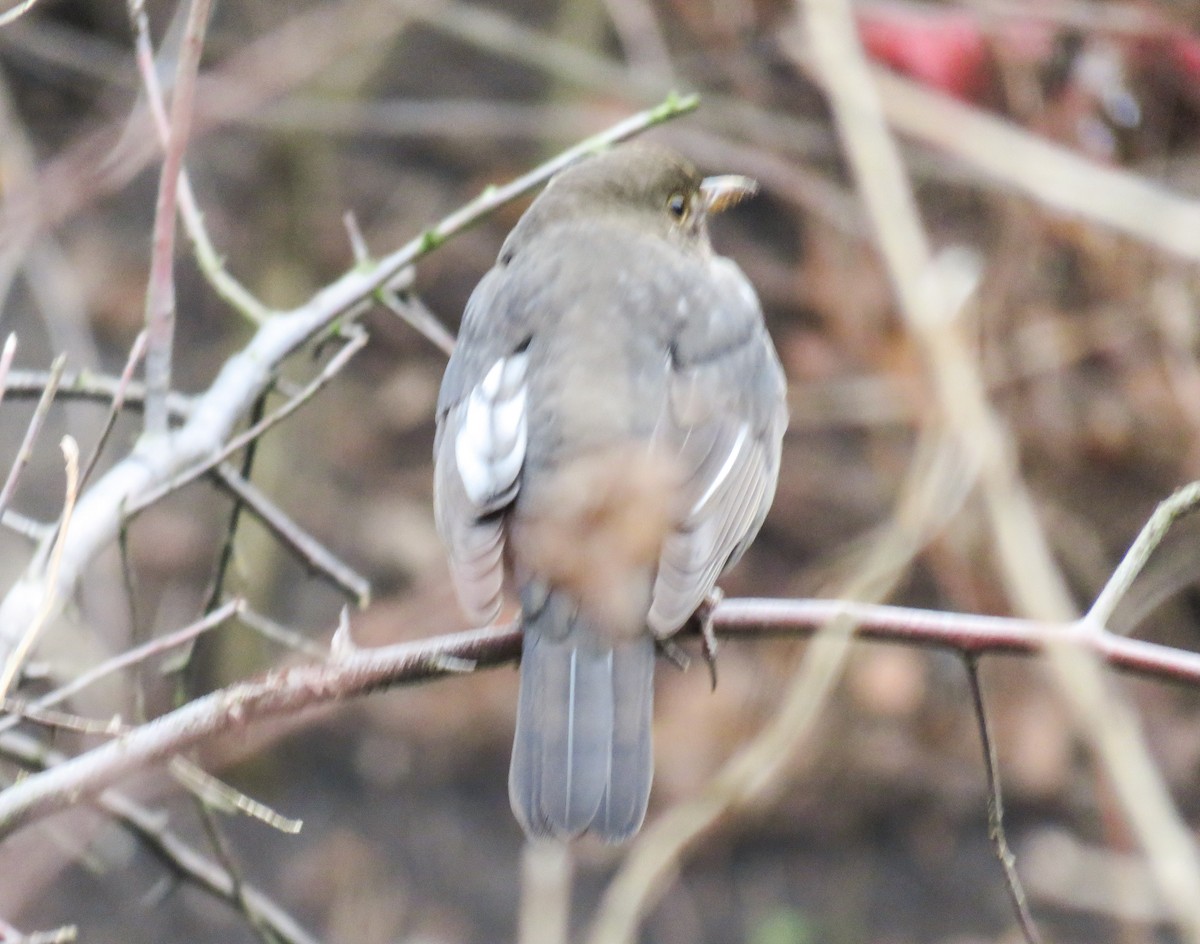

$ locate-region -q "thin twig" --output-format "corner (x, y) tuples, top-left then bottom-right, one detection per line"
(212, 466), (371, 606)
(379, 289), (456, 357)
(193, 798), (275, 944)
(0, 511), (50, 543)
(1086, 481), (1200, 631)
(128, 0), (271, 323)
(0, 435), (79, 699)
(0, 354), (66, 523)
(126, 328), (369, 517)
(203, 391), (268, 617)
(170, 756), (302, 834)
(0, 368), (191, 415)
(140, 0), (214, 435)
(0, 698), (123, 736)
(0, 598), (242, 739)
(236, 606), (331, 660)
(342, 210), (370, 264)
(963, 656), (1043, 944)
(344, 209), (456, 355)
(77, 329), (148, 493)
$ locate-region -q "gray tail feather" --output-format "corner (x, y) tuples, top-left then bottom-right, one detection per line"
(509, 600), (655, 843)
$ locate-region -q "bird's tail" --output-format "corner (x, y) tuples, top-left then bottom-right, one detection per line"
(509, 592), (655, 843)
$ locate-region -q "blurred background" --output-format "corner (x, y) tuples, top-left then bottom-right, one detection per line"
(3, 0), (1200, 941)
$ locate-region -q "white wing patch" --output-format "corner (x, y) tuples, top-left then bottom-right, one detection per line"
(688, 422), (748, 516)
(455, 352), (529, 509)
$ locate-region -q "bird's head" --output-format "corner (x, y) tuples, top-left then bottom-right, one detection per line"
(515, 143), (758, 247)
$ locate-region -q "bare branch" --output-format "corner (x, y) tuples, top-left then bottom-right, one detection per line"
(379, 289), (456, 357)
(191, 797), (275, 944)
(170, 756), (302, 834)
(0, 597), (242, 740)
(6, 595), (1200, 840)
(0, 368), (191, 415)
(127, 328), (369, 517)
(201, 389), (268, 618)
(0, 436), (79, 700)
(0, 354), (66, 523)
(128, 0), (271, 324)
(0, 619), (518, 836)
(212, 465), (371, 606)
(963, 657), (1042, 944)
(1086, 481), (1200, 631)
(77, 330), (148, 494)
(237, 606), (332, 661)
(141, 0), (214, 435)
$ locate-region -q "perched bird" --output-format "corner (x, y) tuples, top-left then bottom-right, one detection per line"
(433, 143), (787, 842)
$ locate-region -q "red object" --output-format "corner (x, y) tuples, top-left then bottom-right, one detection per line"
(858, 9), (991, 101)
(1168, 32), (1200, 82)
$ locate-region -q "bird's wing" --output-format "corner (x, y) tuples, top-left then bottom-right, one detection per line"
(647, 257), (787, 636)
(434, 266), (534, 624)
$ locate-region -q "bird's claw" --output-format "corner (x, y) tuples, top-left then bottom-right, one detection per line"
(657, 638), (691, 672)
(695, 589), (722, 691)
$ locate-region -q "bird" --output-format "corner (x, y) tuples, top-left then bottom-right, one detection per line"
(433, 142), (787, 842)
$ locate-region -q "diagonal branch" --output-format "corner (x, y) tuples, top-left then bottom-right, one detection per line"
(211, 465), (371, 605)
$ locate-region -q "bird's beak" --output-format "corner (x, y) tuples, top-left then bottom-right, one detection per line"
(698, 175), (758, 216)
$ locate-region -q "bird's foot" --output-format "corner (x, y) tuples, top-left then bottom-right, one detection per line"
(656, 637), (691, 672)
(695, 589), (723, 691)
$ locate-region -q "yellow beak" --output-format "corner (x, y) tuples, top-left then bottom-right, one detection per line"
(698, 175), (759, 215)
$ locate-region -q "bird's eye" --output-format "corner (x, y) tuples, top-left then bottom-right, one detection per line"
(666, 192), (688, 219)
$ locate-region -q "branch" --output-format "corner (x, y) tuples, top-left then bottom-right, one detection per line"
(125, 327), (369, 517)
(0, 598), (241, 740)
(0, 355), (66, 524)
(5, 597), (1200, 839)
(128, 0), (271, 324)
(211, 465), (371, 606)
(140, 0), (214, 435)
(0, 369), (191, 415)
(964, 657), (1041, 944)
(0, 436), (79, 700)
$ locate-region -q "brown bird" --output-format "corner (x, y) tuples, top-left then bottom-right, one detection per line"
(433, 143), (787, 842)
